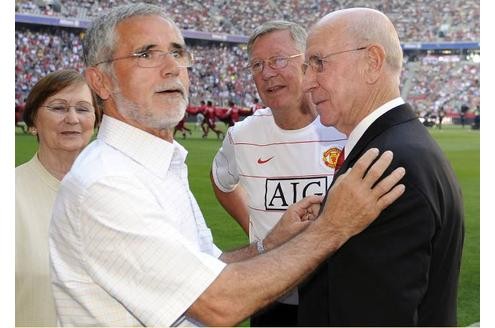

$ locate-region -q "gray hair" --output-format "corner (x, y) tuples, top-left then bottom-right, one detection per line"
(83, 3), (178, 68)
(247, 20), (307, 59)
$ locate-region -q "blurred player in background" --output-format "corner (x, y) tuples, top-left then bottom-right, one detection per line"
(250, 97), (264, 113)
(225, 100), (241, 127)
(173, 112), (192, 139)
(201, 100), (223, 139)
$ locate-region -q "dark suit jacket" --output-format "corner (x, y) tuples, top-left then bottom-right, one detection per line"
(298, 103), (465, 326)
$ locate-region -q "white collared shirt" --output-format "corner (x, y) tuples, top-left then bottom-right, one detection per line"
(345, 97), (405, 157)
(49, 115), (226, 327)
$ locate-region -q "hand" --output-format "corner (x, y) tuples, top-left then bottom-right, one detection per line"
(320, 148), (405, 240)
(264, 195), (324, 250)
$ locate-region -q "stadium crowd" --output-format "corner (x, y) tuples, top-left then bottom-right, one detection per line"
(405, 55), (480, 116)
(15, 25), (259, 109)
(15, 24), (479, 118)
(188, 42), (258, 106)
(15, 0), (479, 117)
(15, 26), (86, 111)
(16, 0), (479, 42)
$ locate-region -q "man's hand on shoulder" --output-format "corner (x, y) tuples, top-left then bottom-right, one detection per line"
(319, 148), (406, 243)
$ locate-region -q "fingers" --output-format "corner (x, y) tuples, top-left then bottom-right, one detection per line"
(304, 194), (324, 205)
(309, 203), (321, 216)
(354, 151), (406, 211)
(315, 148), (406, 242)
(362, 150), (394, 187)
(372, 166), (406, 198)
(295, 195), (324, 211)
(296, 195), (323, 221)
(377, 183), (405, 209)
(347, 148), (380, 179)
(345, 149), (398, 191)
(301, 211), (312, 221)
(301, 204), (320, 221)
(287, 195), (323, 222)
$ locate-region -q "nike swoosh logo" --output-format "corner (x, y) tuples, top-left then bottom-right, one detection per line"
(257, 156), (274, 164)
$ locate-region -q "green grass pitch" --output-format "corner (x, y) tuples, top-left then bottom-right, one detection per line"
(15, 123), (479, 326)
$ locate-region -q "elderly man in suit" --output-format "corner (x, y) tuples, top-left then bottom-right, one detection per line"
(299, 8), (464, 326)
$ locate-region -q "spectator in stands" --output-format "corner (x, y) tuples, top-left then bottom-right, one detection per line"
(32, 0), (476, 42)
(299, 8), (464, 326)
(48, 4), (405, 326)
(15, 12), (479, 118)
(405, 55), (479, 119)
(16, 69), (101, 327)
(15, 26), (86, 107)
(211, 20), (346, 326)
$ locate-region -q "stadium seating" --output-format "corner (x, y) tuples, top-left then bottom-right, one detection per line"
(15, 0), (479, 116)
(16, 0), (480, 41)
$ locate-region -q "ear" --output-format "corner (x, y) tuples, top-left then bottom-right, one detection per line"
(28, 126), (37, 135)
(85, 67), (112, 100)
(364, 44), (385, 84)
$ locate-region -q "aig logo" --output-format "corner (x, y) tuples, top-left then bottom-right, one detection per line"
(264, 177), (329, 210)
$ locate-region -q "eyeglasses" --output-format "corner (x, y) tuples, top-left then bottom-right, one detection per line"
(94, 48), (194, 68)
(303, 46), (368, 73)
(41, 100), (94, 115)
(247, 53), (304, 74)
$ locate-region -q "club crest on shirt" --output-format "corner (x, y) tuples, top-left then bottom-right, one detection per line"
(322, 147), (343, 169)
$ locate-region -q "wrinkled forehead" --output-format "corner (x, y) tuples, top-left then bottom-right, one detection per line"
(115, 15), (185, 51)
(306, 22), (346, 56)
(251, 30), (299, 58)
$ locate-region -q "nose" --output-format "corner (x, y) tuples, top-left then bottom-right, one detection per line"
(64, 108), (79, 124)
(160, 54), (181, 77)
(260, 64), (278, 80)
(302, 68), (318, 93)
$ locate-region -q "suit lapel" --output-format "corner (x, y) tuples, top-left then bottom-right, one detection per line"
(339, 103), (417, 177)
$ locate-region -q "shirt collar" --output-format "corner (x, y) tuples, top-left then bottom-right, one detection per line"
(97, 115), (188, 178)
(345, 97), (405, 157)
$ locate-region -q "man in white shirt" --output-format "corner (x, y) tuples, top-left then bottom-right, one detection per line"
(211, 21), (346, 326)
(49, 4), (406, 326)
(299, 8), (464, 326)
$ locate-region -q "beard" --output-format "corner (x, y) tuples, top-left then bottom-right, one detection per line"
(113, 92), (188, 130)
(110, 74), (189, 130)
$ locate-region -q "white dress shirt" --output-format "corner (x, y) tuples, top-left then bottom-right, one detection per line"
(49, 115), (226, 327)
(345, 97), (405, 156)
